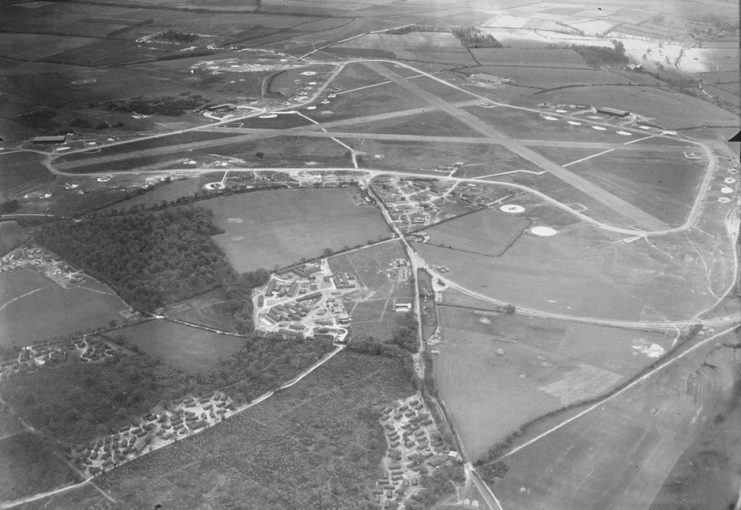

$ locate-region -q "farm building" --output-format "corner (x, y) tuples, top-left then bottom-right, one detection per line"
(596, 106), (630, 117)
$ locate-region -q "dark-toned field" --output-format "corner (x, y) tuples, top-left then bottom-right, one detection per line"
(108, 320), (245, 374)
(0, 152), (55, 201)
(206, 187), (391, 273)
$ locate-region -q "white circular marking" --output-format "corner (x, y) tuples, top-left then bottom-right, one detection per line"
(721, 187), (733, 194)
(639, 125), (651, 130)
(555, 109), (567, 113)
(306, 105), (316, 110)
(308, 81), (317, 85)
(531, 226), (557, 237)
(718, 197), (731, 203)
(500, 204), (525, 214)
(725, 177), (736, 184)
(300, 71), (316, 76)
(204, 182), (225, 190)
(542, 115), (558, 120)
(617, 130), (632, 136)
(320, 99), (330, 104)
(567, 120), (581, 126)
(592, 125), (607, 131)
(259, 114), (277, 119)
(728, 169), (738, 174)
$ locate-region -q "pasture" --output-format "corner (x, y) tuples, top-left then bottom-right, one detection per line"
(424, 209), (530, 257)
(108, 320), (245, 374)
(341, 109), (480, 138)
(0, 152), (55, 201)
(464, 66), (633, 89)
(0, 268), (128, 347)
(470, 48), (589, 68)
(0, 222), (23, 255)
(205, 188), (391, 273)
(93, 352), (414, 509)
(493, 337), (737, 510)
(0, 433), (78, 502)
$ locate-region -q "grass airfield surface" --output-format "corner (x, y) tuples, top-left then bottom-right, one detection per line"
(0, 268), (128, 347)
(433, 306), (673, 460)
(205, 187), (391, 273)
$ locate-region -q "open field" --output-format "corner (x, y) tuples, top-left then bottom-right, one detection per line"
(0, 433), (79, 502)
(73, 352), (415, 509)
(108, 320), (245, 374)
(0, 33), (97, 61)
(103, 176), (205, 211)
(433, 306), (673, 460)
(493, 339), (739, 510)
(424, 209), (530, 257)
(470, 48), (589, 68)
(340, 109), (480, 138)
(165, 288), (240, 333)
(0, 268), (128, 347)
(416, 212), (723, 322)
(563, 146), (707, 226)
(205, 188), (391, 273)
(334, 31), (475, 64)
(0, 222), (24, 255)
(519, 85), (740, 129)
(462, 66), (634, 88)
(329, 240), (413, 341)
(0, 152), (55, 201)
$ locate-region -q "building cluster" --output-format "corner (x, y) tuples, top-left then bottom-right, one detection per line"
(254, 259), (352, 343)
(0, 246), (83, 288)
(75, 391), (236, 476)
(373, 394), (459, 508)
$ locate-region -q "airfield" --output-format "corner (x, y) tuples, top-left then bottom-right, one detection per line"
(0, 1), (739, 509)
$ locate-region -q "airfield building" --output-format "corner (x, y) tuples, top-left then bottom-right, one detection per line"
(596, 107), (630, 118)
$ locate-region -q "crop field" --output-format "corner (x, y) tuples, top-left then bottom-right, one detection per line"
(565, 146), (706, 226)
(492, 339), (737, 510)
(0, 152), (55, 201)
(108, 320), (245, 374)
(424, 209), (530, 257)
(205, 188), (391, 273)
(470, 48), (590, 68)
(0, 268), (128, 347)
(331, 62), (386, 93)
(520, 85), (740, 129)
(393, 49), (477, 65)
(336, 32), (465, 52)
(329, 240), (413, 341)
(0, 433), (79, 502)
(89, 352), (414, 509)
(464, 66), (634, 89)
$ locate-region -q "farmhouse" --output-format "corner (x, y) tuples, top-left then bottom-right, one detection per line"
(596, 106), (630, 117)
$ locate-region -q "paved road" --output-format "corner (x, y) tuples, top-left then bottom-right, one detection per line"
(364, 61), (670, 232)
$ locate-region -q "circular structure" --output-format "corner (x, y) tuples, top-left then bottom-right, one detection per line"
(617, 130), (632, 136)
(320, 99), (330, 104)
(725, 177), (737, 184)
(300, 71), (316, 76)
(306, 105), (316, 110)
(728, 168), (738, 175)
(567, 120), (581, 126)
(204, 182), (225, 191)
(638, 125), (651, 130)
(542, 115), (558, 120)
(530, 226), (557, 237)
(718, 197), (731, 203)
(308, 81), (317, 85)
(591, 125), (607, 131)
(721, 186), (734, 194)
(500, 204), (525, 214)
(555, 109), (567, 113)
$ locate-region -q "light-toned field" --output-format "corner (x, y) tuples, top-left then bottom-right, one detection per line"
(416, 215), (721, 321)
(424, 209), (530, 256)
(433, 306), (674, 460)
(108, 320), (244, 374)
(470, 48), (589, 68)
(0, 268), (128, 347)
(205, 188), (391, 273)
(340, 109), (480, 137)
(0, 33), (95, 60)
(494, 338), (738, 510)
(464, 66), (634, 88)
